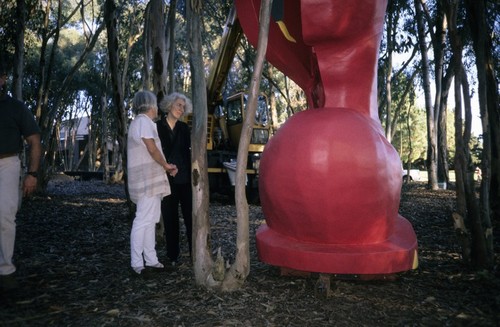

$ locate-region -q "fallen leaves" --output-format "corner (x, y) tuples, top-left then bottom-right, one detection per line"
(0, 180), (498, 326)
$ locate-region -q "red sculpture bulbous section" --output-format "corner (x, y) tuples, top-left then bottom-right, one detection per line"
(260, 108), (401, 244)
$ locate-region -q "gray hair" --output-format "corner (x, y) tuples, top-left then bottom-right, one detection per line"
(158, 92), (193, 116)
(133, 90), (157, 115)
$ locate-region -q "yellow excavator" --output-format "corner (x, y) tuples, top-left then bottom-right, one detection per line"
(185, 5), (273, 199)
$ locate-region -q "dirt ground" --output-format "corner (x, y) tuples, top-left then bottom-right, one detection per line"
(0, 178), (499, 326)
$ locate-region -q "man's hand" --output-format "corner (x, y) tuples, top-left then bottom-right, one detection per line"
(23, 175), (37, 197)
(24, 133), (41, 197)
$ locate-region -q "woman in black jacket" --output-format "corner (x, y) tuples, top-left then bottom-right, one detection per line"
(157, 92), (193, 265)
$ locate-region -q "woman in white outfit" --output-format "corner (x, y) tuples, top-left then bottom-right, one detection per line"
(127, 90), (178, 275)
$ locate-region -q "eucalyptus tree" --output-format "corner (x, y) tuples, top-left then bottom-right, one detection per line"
(188, 0), (212, 288)
(188, 0), (272, 290)
(449, 0), (498, 268)
(228, 0), (272, 290)
(464, 0), (500, 227)
(413, 0), (443, 189)
(426, 0), (498, 269)
(145, 0), (168, 103)
(165, 0), (177, 94)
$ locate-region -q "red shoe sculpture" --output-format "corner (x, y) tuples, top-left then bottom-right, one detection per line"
(236, 0), (418, 275)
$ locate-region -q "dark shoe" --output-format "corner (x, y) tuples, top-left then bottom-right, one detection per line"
(145, 262), (165, 273)
(146, 262), (164, 269)
(0, 273), (18, 291)
(131, 266), (145, 275)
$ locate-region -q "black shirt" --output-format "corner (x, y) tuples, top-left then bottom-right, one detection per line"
(156, 117), (191, 184)
(0, 94), (41, 154)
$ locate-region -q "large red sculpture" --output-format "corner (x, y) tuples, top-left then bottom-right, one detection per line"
(236, 0), (418, 275)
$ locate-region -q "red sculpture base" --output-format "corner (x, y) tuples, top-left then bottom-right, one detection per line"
(256, 215), (417, 275)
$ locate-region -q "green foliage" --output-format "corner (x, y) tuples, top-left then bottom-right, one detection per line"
(392, 104), (427, 165)
(469, 134), (483, 166)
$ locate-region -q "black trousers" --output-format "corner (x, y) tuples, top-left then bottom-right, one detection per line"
(161, 182), (192, 262)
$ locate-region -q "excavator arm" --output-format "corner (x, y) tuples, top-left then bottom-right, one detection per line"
(206, 5), (243, 114)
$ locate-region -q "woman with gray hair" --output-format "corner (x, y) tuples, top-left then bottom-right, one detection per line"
(156, 92), (193, 265)
(127, 90), (178, 275)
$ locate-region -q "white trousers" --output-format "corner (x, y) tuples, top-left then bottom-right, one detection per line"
(0, 156), (21, 275)
(130, 194), (162, 268)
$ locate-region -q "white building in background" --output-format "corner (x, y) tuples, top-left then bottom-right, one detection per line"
(59, 116), (89, 144)
(58, 116), (116, 174)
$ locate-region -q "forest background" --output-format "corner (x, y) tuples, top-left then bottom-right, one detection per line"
(0, 0), (498, 283)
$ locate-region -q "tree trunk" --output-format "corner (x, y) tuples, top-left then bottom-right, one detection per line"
(432, 1), (447, 189)
(166, 0), (177, 94)
(221, 0), (272, 291)
(465, 0), (500, 228)
(13, 0), (25, 100)
(461, 69), (492, 268)
(101, 93), (110, 183)
(437, 65), (455, 188)
(437, 101), (448, 188)
(465, 0), (497, 265)
(414, 0), (438, 189)
(187, 0), (214, 287)
(384, 5), (394, 142)
(448, 1), (492, 269)
(104, 0), (130, 205)
(405, 104), (413, 183)
(148, 0), (168, 104)
(268, 66), (279, 132)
